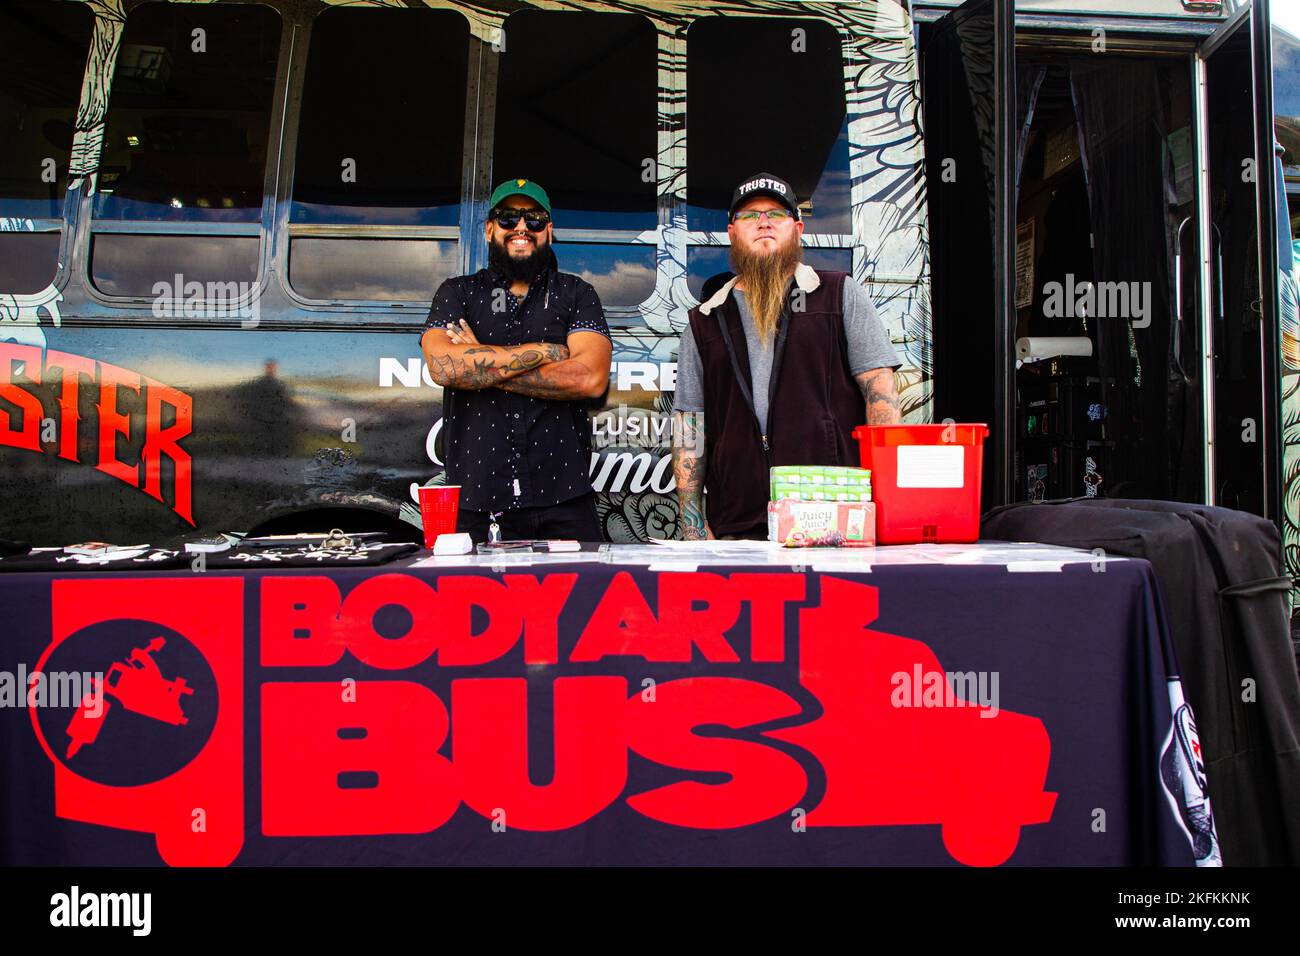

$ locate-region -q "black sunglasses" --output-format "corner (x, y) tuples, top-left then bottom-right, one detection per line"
(493, 207), (551, 231)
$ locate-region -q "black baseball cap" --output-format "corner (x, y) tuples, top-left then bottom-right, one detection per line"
(728, 172), (800, 220)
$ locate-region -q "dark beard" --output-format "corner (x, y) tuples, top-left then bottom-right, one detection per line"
(489, 235), (550, 283)
(729, 231), (803, 347)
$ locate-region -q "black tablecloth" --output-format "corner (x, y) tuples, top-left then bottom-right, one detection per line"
(0, 555), (1217, 866)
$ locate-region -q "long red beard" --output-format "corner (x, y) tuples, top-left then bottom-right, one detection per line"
(730, 232), (803, 348)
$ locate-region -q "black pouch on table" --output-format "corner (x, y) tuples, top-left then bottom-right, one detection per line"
(981, 497), (1300, 866)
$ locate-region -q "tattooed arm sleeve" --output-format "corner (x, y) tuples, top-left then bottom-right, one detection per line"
(854, 367), (902, 424)
(420, 327), (569, 391)
(672, 411), (714, 540)
(495, 330), (612, 401)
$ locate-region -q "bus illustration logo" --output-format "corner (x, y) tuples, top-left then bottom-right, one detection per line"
(30, 578), (244, 867)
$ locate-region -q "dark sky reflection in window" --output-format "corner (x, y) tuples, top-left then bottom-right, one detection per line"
(0, 0), (95, 219)
(687, 17), (850, 234)
(93, 3), (281, 223)
(494, 12), (656, 232)
(291, 9), (467, 227)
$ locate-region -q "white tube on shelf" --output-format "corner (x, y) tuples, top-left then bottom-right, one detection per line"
(1015, 336), (1093, 362)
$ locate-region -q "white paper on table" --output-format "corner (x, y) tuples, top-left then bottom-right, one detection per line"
(647, 538), (779, 551)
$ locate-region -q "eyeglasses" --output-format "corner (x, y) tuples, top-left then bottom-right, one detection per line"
(733, 208), (793, 224)
(493, 207), (551, 231)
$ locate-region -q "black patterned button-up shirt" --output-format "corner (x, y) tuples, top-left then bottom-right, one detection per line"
(423, 264), (609, 512)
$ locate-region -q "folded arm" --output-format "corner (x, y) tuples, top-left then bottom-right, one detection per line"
(443, 320), (610, 401)
(672, 410), (714, 540)
(420, 325), (569, 390)
(494, 330), (611, 401)
(854, 367), (901, 424)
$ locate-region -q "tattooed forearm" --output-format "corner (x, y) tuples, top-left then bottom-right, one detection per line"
(672, 411), (713, 540)
(422, 333), (568, 390)
(500, 350), (541, 374)
(496, 358), (598, 400)
(855, 368), (901, 424)
(424, 353), (505, 390)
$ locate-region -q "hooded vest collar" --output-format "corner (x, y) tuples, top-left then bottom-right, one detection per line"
(697, 262), (823, 315)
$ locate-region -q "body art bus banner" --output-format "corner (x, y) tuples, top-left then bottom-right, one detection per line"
(0, 560), (1216, 866)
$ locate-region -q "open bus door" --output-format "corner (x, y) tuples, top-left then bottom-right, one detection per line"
(1195, 0), (1283, 523)
(923, 0), (1016, 509)
(927, 0), (1288, 546)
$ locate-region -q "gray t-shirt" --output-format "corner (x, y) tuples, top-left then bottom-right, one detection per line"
(673, 276), (898, 431)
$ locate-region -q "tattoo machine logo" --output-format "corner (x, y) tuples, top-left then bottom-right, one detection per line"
(30, 578), (244, 866)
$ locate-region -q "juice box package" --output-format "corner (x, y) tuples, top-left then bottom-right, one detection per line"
(771, 482), (871, 503)
(769, 465), (873, 487)
(767, 499), (877, 548)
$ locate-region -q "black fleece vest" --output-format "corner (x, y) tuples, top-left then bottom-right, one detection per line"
(686, 269), (864, 537)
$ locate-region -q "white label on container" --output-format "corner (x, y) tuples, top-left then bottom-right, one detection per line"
(896, 445), (965, 488)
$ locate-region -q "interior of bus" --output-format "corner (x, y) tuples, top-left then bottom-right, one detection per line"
(922, 0), (1282, 521)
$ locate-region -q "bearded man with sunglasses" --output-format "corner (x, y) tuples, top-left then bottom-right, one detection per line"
(671, 172), (901, 541)
(420, 178), (612, 543)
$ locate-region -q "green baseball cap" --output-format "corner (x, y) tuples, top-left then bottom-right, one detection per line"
(488, 178), (551, 214)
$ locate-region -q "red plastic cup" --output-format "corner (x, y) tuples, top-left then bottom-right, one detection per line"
(417, 485), (461, 548)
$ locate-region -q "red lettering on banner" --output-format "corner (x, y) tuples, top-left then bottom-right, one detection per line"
(503, 573), (577, 665)
(44, 350), (96, 463)
(571, 571), (666, 661)
(656, 573), (741, 662)
(262, 681), (459, 836)
(453, 677), (627, 830)
(261, 574), (580, 669)
(729, 573), (805, 662)
(0, 343), (44, 452)
(439, 576), (521, 665)
(260, 577), (344, 667)
(339, 574), (440, 670)
(39, 571), (1059, 865)
(626, 677), (806, 828)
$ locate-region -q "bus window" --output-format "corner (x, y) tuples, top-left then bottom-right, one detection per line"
(289, 238), (460, 302)
(553, 243), (657, 307)
(0, 0), (94, 292)
(287, 7), (467, 302)
(91, 234), (259, 298)
(494, 10), (657, 233)
(89, 2), (281, 296)
(687, 16), (850, 235)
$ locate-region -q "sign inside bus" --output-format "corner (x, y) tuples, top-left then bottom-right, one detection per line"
(0, 343), (194, 525)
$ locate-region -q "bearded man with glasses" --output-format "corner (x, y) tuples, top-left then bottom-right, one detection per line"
(671, 172), (901, 541)
(420, 178), (612, 543)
